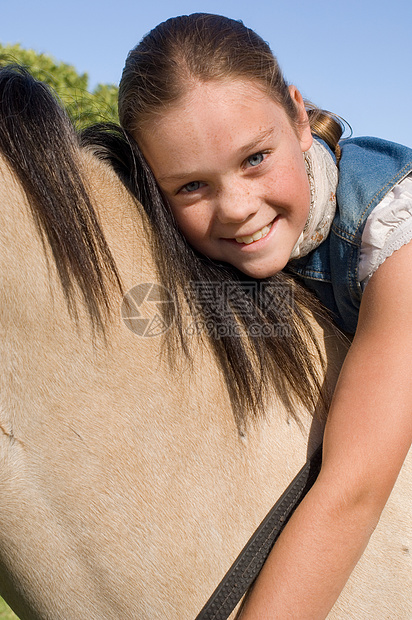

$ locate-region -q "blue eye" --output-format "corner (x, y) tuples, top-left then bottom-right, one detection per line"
(182, 181), (202, 193)
(246, 152), (265, 167)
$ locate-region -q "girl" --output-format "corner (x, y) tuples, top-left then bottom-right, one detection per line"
(117, 13), (412, 618)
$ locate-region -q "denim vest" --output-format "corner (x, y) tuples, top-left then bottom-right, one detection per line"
(288, 137), (412, 333)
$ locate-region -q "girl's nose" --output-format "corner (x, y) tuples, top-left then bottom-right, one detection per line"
(215, 184), (258, 224)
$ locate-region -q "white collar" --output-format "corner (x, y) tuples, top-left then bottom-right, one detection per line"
(289, 139), (338, 260)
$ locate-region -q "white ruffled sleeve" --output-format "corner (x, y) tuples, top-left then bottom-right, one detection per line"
(359, 173), (412, 287)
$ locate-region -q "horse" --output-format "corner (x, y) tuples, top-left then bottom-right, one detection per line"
(0, 67), (410, 619)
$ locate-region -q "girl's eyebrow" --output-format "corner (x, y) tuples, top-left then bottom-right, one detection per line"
(158, 126), (276, 184)
(158, 170), (197, 183)
(238, 126), (276, 157)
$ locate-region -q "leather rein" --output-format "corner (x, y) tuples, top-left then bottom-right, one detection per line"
(195, 444), (323, 620)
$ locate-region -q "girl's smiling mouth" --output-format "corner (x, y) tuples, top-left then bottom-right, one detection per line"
(225, 217), (278, 246)
(235, 221), (273, 244)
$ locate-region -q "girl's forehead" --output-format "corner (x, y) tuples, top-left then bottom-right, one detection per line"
(138, 79), (276, 132)
(140, 79), (288, 144)
(183, 77), (268, 102)
(138, 80), (295, 182)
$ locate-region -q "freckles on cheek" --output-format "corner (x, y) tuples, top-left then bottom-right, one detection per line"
(278, 160), (311, 206)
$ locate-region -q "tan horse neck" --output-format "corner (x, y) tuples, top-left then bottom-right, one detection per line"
(0, 149), (410, 619)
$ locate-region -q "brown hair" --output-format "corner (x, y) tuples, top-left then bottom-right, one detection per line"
(115, 14), (341, 430)
(119, 13), (343, 155)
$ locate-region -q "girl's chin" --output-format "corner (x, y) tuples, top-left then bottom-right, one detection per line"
(233, 261), (282, 279)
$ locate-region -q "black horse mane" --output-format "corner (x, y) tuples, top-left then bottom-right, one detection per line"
(0, 65), (122, 330)
(0, 65), (333, 430)
(80, 124), (333, 429)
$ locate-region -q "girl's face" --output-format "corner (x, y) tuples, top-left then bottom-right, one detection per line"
(139, 79), (313, 278)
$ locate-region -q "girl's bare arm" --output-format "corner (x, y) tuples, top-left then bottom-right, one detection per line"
(239, 240), (412, 619)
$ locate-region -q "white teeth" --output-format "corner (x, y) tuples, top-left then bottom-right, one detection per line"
(235, 223), (271, 245)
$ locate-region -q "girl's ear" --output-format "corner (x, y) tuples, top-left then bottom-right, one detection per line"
(288, 85), (313, 152)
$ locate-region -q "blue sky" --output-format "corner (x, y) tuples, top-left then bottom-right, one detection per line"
(2, 0), (412, 145)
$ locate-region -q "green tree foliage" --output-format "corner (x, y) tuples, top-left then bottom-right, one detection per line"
(0, 595), (19, 618)
(0, 43), (119, 129)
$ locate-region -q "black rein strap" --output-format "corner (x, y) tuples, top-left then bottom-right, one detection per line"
(195, 444), (323, 620)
